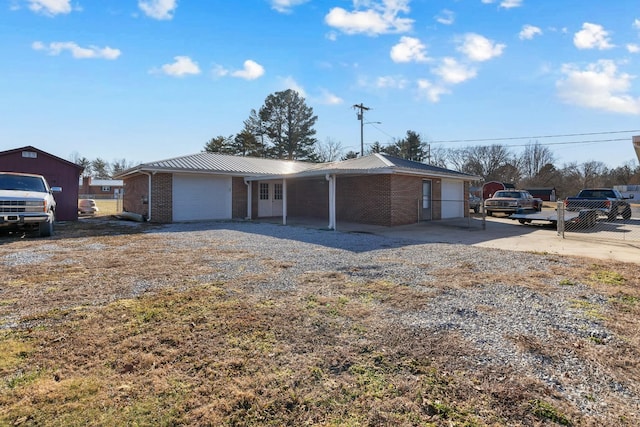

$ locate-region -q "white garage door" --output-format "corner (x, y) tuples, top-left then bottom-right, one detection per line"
(172, 174), (232, 221)
(441, 179), (464, 219)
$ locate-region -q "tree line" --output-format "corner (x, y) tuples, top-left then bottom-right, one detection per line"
(72, 89), (639, 199)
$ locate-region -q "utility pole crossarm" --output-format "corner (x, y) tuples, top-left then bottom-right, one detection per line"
(353, 103), (371, 156)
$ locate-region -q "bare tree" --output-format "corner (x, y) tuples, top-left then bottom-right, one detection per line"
(519, 141), (555, 181)
(460, 145), (514, 182)
(315, 138), (344, 162)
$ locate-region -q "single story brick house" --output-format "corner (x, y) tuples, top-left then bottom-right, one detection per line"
(115, 152), (480, 228)
(0, 146), (83, 221)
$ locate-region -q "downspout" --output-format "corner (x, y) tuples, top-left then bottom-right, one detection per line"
(141, 171), (152, 222)
(244, 178), (252, 220)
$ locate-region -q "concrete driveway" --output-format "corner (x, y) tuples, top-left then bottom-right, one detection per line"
(324, 215), (640, 264)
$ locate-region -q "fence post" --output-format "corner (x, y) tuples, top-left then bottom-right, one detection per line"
(557, 200), (565, 238)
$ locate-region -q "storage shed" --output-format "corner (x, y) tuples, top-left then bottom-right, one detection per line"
(0, 146), (83, 221)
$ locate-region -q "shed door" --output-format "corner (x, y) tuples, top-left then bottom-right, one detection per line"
(442, 179), (464, 219)
(172, 174), (231, 221)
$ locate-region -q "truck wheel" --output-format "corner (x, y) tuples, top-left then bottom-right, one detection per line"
(622, 207), (632, 220)
(486, 210), (492, 217)
(39, 216), (54, 237)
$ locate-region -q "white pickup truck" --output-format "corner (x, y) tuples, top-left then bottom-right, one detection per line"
(0, 172), (61, 237)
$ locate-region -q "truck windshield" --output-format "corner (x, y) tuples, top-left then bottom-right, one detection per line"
(0, 175), (47, 192)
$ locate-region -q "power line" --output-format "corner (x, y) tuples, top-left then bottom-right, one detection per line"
(431, 130), (640, 144)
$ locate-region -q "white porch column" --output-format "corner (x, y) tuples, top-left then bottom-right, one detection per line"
(326, 174), (336, 230)
(282, 178), (287, 225)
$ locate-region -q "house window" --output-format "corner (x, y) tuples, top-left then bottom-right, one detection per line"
(259, 183), (269, 200)
(274, 183), (283, 200)
(101, 186), (111, 192)
(22, 151), (37, 158)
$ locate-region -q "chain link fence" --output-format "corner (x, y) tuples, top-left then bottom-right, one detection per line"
(557, 200), (640, 242)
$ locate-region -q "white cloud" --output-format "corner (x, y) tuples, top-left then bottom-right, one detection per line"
(32, 41), (121, 59)
(432, 57), (477, 84)
(519, 24), (542, 40)
(375, 75), (408, 89)
(628, 44), (640, 54)
(435, 9), (454, 25)
(633, 19), (640, 30)
(390, 36), (429, 63)
(557, 60), (640, 114)
(159, 56), (201, 77)
(280, 76), (307, 97)
(269, 0), (308, 13)
(324, 0), (413, 36)
(231, 60), (265, 80)
(500, 0), (522, 8)
(457, 33), (505, 62)
(138, 0), (177, 20)
(317, 89), (343, 105)
(417, 79), (450, 103)
(27, 0), (71, 15)
(481, 0), (522, 7)
(573, 23), (614, 50)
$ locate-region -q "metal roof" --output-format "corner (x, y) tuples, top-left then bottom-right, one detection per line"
(246, 153), (480, 181)
(116, 152), (480, 181)
(117, 152), (315, 177)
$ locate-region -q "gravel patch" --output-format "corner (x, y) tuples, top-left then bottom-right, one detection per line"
(2, 220), (638, 422)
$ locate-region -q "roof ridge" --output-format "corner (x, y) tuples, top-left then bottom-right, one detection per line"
(374, 153), (396, 167)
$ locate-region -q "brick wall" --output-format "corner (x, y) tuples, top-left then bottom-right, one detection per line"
(389, 175), (422, 225)
(232, 177), (248, 219)
(122, 174), (149, 219)
(432, 179), (442, 221)
(336, 175), (392, 226)
(287, 178), (329, 218)
(151, 173), (173, 223)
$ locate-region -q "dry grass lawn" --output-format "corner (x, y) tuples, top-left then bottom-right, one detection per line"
(0, 219), (639, 426)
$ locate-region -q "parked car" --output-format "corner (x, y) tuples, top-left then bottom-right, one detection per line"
(484, 190), (542, 216)
(78, 199), (99, 215)
(564, 188), (633, 221)
(469, 193), (481, 213)
(0, 172), (61, 237)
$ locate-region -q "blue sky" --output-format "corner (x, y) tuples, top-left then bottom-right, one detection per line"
(1, 0), (640, 169)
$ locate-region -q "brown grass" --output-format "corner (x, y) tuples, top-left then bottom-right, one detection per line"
(0, 219), (639, 426)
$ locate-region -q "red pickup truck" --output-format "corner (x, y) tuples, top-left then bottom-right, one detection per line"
(484, 190), (543, 216)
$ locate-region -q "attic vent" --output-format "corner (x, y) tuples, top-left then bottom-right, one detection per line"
(22, 151), (37, 159)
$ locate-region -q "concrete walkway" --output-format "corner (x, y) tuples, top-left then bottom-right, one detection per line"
(271, 216), (640, 264)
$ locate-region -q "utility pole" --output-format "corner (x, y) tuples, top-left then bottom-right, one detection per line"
(353, 103), (370, 156)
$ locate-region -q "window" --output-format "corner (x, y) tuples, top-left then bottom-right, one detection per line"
(22, 151), (37, 158)
(274, 183), (283, 200)
(259, 183), (269, 200)
(101, 186), (111, 192)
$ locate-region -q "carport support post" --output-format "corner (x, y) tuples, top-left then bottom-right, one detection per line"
(326, 174), (336, 230)
(282, 178), (287, 225)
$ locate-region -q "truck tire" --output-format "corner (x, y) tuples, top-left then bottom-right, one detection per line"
(39, 215), (54, 237)
(622, 207), (632, 220)
(486, 210), (492, 217)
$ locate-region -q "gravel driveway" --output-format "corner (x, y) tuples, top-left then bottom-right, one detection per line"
(1, 219), (639, 424)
